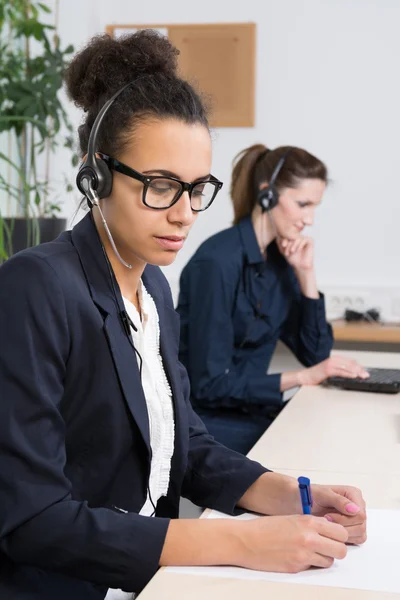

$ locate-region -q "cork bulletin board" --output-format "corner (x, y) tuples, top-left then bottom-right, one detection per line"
(105, 23), (256, 127)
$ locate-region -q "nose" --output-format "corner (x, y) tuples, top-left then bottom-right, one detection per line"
(167, 191), (195, 227)
(303, 209), (314, 227)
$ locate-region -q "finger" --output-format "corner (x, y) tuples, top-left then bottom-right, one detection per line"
(324, 512), (366, 527)
(347, 533), (368, 545)
(322, 491), (362, 518)
(280, 240), (291, 256)
(332, 366), (359, 379)
(314, 518), (349, 543)
(345, 525), (367, 543)
(328, 486), (366, 513)
(333, 364), (366, 379)
(310, 553), (335, 569)
(324, 507), (367, 527)
(292, 239), (305, 254)
(331, 358), (369, 379)
(288, 240), (299, 254)
(325, 519), (366, 543)
(313, 535), (348, 561)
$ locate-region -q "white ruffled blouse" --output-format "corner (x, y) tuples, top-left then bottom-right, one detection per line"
(106, 280), (175, 600)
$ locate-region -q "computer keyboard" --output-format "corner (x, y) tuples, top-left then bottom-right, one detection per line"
(327, 368), (400, 394)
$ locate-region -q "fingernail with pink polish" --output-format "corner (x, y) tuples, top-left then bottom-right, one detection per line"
(325, 515), (333, 522)
(345, 502), (360, 513)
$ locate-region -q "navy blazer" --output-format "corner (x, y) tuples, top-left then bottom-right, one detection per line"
(177, 216), (333, 412)
(0, 213), (267, 599)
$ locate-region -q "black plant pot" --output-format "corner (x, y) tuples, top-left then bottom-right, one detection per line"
(3, 217), (67, 256)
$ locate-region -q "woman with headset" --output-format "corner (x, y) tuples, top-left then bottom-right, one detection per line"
(0, 33), (366, 600)
(177, 144), (369, 455)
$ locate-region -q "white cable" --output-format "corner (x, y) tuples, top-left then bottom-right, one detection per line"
(83, 181), (132, 269)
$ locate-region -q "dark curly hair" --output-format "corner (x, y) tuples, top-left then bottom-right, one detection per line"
(64, 30), (209, 157)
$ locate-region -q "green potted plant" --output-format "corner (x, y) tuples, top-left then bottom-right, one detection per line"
(0, 0), (77, 262)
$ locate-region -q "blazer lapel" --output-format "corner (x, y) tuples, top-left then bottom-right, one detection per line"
(103, 314), (151, 456)
(70, 214), (151, 457)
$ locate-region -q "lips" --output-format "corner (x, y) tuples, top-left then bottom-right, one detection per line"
(154, 236), (185, 251)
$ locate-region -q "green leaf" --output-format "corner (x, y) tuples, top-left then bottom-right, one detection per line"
(38, 3), (52, 14)
(34, 192), (41, 206)
(0, 151), (26, 178)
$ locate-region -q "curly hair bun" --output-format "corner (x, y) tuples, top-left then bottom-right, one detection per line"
(65, 30), (179, 111)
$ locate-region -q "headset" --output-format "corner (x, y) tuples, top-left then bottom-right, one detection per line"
(256, 149), (290, 212)
(77, 81), (158, 516)
(76, 80), (144, 269)
(76, 80), (138, 202)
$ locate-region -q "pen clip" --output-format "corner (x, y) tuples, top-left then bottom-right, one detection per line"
(298, 476), (313, 507)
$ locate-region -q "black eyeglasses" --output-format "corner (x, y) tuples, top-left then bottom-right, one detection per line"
(99, 153), (223, 212)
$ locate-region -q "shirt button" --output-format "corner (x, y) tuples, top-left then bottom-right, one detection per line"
(225, 368), (230, 374)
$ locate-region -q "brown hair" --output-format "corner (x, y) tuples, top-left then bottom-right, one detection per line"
(230, 144), (328, 225)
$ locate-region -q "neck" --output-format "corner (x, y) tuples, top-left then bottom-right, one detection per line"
(251, 206), (277, 256)
(93, 209), (145, 309)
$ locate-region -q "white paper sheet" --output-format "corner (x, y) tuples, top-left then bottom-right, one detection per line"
(167, 509), (400, 594)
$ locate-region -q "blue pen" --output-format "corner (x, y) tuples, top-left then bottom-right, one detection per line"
(298, 476), (313, 514)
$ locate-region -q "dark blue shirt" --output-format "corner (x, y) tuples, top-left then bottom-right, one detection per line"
(177, 216), (333, 412)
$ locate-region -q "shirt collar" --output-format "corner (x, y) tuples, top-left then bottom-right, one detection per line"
(237, 215), (264, 265)
(123, 280), (150, 332)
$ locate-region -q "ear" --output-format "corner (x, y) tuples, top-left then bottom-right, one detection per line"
(259, 181), (269, 191)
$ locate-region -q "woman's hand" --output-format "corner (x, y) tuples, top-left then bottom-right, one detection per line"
(311, 484), (367, 545)
(277, 235), (314, 272)
(160, 511), (348, 574)
(239, 473), (367, 549)
(277, 235), (319, 298)
(298, 356), (370, 386)
(161, 474), (365, 573)
(236, 514), (348, 572)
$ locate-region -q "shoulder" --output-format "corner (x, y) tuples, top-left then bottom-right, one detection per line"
(0, 233), (79, 310)
(181, 226), (243, 280)
(1, 232), (72, 278)
(196, 226), (241, 260)
(1, 230), (75, 274)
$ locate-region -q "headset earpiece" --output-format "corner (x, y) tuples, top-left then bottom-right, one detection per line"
(76, 154), (113, 202)
(256, 150), (291, 213)
(257, 186), (279, 212)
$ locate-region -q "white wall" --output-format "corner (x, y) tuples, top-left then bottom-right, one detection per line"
(49, 0), (400, 305)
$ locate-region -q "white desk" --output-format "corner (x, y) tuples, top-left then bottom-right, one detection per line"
(138, 351), (400, 600)
(248, 351), (400, 475)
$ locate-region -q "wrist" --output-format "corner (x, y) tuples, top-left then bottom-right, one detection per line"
(295, 269), (319, 299)
(296, 369), (308, 386)
(281, 370), (304, 391)
(160, 518), (242, 567)
(238, 472), (300, 515)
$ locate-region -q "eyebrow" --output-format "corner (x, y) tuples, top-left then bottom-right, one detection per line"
(298, 199), (321, 205)
(142, 169), (212, 182)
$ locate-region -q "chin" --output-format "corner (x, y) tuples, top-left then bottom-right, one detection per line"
(282, 229), (302, 240)
(149, 250), (179, 267)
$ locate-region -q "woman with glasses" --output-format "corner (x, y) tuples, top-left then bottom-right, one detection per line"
(0, 32), (366, 600)
(177, 144), (368, 455)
